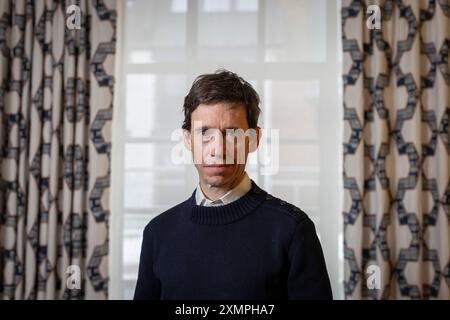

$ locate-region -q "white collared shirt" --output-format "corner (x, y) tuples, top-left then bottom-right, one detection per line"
(195, 173), (252, 206)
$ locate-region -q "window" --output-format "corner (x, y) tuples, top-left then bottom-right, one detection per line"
(111, 0), (343, 299)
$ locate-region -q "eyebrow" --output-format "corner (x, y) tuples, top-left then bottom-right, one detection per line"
(195, 126), (241, 131)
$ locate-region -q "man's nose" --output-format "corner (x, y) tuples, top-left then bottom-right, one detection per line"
(209, 133), (227, 158)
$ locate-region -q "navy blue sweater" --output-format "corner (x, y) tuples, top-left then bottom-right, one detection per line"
(134, 180), (333, 300)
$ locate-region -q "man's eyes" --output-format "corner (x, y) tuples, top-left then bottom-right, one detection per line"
(202, 131), (213, 139)
(197, 129), (236, 137)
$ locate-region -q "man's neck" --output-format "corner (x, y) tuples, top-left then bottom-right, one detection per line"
(199, 172), (247, 201)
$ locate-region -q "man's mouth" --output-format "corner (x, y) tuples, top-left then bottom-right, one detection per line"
(203, 164), (233, 167)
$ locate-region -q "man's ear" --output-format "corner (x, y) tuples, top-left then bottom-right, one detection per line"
(183, 129), (192, 151)
(248, 126), (262, 153)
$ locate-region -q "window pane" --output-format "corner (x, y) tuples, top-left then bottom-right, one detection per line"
(203, 0), (231, 12)
(264, 80), (320, 140)
(198, 0), (259, 62)
(265, 0), (327, 62)
(279, 143), (320, 167)
(272, 165), (319, 182)
(126, 0), (186, 63)
(267, 142), (320, 213)
(236, 0), (258, 12)
(123, 213), (157, 281)
(124, 279), (137, 300)
(124, 170), (186, 208)
(125, 143), (184, 170)
(269, 180), (320, 212)
(126, 74), (186, 138)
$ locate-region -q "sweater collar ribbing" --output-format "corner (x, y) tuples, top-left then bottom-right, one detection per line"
(189, 180), (267, 225)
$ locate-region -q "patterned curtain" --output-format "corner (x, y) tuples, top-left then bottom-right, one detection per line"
(342, 0), (449, 299)
(0, 0), (116, 299)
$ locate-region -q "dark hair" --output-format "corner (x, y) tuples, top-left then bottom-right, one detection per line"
(182, 69), (261, 131)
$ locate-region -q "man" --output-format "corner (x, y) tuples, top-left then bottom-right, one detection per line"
(134, 69), (332, 300)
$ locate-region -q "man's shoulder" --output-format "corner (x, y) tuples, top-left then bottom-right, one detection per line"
(258, 191), (310, 225)
(144, 196), (192, 233)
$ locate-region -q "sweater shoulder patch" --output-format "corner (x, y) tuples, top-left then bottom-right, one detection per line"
(263, 193), (308, 223)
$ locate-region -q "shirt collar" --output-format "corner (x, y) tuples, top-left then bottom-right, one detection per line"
(195, 173), (252, 206)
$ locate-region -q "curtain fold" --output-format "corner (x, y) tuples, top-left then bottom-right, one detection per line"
(342, 0), (449, 299)
(0, 0), (116, 299)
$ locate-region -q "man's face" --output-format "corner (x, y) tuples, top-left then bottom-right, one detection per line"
(185, 102), (259, 189)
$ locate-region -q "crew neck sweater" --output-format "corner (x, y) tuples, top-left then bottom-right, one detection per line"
(133, 180), (333, 300)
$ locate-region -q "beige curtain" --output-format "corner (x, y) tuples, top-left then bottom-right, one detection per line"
(0, 0), (116, 299)
(342, 0), (449, 299)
